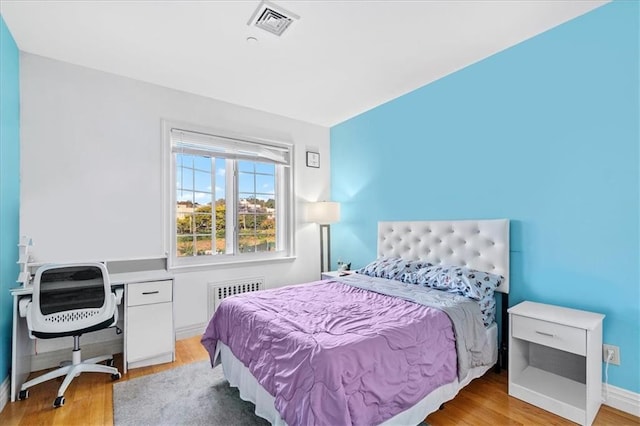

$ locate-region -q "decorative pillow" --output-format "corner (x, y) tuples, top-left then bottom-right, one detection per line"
(356, 257), (432, 281)
(478, 292), (497, 327)
(402, 264), (503, 326)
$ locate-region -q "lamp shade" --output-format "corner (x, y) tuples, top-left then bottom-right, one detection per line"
(306, 201), (340, 224)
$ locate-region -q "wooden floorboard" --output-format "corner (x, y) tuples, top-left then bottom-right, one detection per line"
(1, 336), (637, 425)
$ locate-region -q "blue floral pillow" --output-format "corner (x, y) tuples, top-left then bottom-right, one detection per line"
(356, 257), (432, 281)
(402, 265), (502, 326)
(478, 292), (497, 326)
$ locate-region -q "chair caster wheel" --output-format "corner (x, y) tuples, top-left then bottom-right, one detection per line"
(111, 372), (121, 380)
(18, 389), (29, 400)
(53, 396), (65, 408)
(106, 358), (115, 367)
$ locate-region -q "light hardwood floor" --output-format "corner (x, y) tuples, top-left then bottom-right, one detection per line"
(1, 336), (637, 425)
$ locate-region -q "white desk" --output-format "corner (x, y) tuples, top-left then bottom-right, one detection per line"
(10, 270), (175, 402)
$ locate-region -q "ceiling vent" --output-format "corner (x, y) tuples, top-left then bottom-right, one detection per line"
(247, 1), (300, 37)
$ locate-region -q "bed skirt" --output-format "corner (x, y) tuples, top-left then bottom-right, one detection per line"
(216, 322), (497, 425)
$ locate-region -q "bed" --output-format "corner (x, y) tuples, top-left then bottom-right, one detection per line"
(202, 219), (509, 425)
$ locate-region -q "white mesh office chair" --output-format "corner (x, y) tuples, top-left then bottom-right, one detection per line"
(18, 263), (122, 408)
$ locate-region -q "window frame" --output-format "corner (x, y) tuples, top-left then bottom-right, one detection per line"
(162, 120), (295, 270)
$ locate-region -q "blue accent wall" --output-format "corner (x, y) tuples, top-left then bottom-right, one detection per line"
(0, 15), (20, 386)
(331, 2), (639, 393)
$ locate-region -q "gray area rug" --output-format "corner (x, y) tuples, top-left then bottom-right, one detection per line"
(114, 360), (431, 426)
(113, 361), (269, 426)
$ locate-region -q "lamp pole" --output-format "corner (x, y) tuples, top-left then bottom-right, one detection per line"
(320, 224), (331, 273)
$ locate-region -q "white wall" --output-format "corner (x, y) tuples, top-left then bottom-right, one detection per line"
(20, 53), (330, 332)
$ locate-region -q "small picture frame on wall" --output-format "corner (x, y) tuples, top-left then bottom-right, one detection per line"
(306, 151), (320, 168)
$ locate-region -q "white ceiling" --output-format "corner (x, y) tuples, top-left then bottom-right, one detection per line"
(1, 0), (608, 127)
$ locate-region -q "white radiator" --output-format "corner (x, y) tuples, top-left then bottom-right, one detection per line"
(207, 277), (264, 318)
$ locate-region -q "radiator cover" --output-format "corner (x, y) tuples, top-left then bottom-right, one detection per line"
(207, 277), (264, 319)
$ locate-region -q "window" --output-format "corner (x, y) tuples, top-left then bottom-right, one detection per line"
(167, 125), (293, 268)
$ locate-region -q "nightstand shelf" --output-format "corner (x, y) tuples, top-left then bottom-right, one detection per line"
(513, 366), (586, 412)
(508, 301), (604, 426)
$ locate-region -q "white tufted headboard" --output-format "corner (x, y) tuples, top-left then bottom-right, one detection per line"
(378, 219), (510, 293)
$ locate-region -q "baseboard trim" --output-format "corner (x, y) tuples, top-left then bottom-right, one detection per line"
(0, 375), (9, 414)
(604, 383), (640, 417)
(175, 323), (206, 340)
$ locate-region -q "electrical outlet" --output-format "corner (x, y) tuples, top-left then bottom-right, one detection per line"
(602, 344), (620, 365)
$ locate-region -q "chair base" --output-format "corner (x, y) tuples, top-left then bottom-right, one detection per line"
(19, 350), (121, 407)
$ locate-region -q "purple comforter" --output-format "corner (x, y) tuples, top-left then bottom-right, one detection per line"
(201, 280), (456, 425)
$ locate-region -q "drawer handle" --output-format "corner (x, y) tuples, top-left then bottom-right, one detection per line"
(535, 330), (555, 338)
(142, 291), (160, 295)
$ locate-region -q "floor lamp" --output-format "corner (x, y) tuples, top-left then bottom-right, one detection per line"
(307, 201), (340, 273)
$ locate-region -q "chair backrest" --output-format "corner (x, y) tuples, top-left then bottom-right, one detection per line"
(27, 262), (117, 338)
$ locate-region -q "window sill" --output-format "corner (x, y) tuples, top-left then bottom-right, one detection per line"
(168, 255), (297, 273)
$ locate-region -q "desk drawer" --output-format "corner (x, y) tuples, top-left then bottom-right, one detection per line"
(127, 280), (172, 307)
(512, 315), (585, 356)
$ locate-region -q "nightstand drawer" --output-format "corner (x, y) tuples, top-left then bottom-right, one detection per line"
(512, 315), (586, 356)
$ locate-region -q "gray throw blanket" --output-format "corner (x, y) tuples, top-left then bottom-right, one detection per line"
(335, 273), (491, 381)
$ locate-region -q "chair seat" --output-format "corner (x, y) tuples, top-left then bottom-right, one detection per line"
(31, 315), (116, 339)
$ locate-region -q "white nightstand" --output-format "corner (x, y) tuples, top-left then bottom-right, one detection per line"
(321, 270), (353, 280)
(508, 301), (605, 426)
